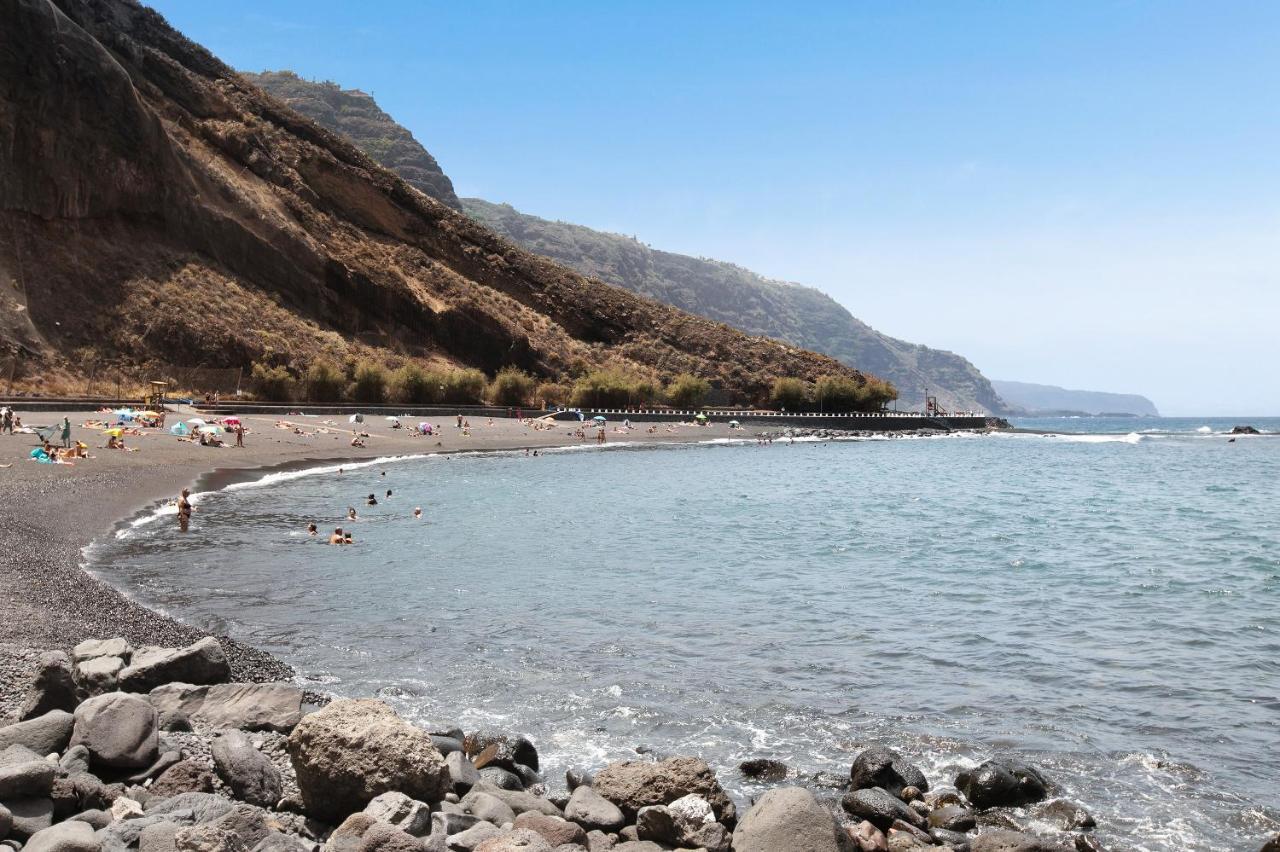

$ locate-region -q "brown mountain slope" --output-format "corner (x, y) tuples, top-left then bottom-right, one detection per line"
(240, 71), (462, 212)
(0, 0), (886, 406)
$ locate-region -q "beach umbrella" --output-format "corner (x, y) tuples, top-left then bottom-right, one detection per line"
(349, 414), (364, 424)
(695, 413), (708, 421)
(198, 424), (224, 434)
(223, 416), (241, 426)
(170, 423), (189, 436)
(138, 410), (160, 419)
(729, 420), (740, 427)
(102, 428), (123, 437)
(114, 409), (135, 420)
(186, 417), (207, 427)
(418, 423), (433, 434)
(385, 416), (400, 422)
(592, 415), (607, 423)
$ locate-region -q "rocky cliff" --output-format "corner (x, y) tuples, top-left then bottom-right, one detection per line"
(240, 71), (462, 212)
(0, 0), (880, 405)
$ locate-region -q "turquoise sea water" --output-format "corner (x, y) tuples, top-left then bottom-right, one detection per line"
(90, 417), (1280, 850)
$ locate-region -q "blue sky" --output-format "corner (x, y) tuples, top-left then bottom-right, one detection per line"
(148, 1), (1279, 415)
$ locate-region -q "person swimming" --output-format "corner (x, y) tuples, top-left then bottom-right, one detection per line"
(413, 507), (422, 519)
(385, 489), (392, 498)
(366, 494), (378, 506)
(329, 527), (344, 544)
(347, 507), (358, 521)
(307, 522), (318, 536)
(343, 531), (353, 544)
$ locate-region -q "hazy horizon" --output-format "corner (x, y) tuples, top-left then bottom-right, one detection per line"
(147, 1), (1279, 416)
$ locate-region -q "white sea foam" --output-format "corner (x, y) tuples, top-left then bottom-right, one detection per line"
(1044, 432), (1144, 444)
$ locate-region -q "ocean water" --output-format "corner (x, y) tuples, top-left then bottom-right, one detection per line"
(89, 417), (1280, 850)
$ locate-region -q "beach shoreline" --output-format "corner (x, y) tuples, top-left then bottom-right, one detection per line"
(4, 405), (967, 719)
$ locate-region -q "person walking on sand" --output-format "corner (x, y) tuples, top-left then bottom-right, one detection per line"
(177, 488), (193, 533)
(2, 406), (12, 435)
(60, 416), (72, 449)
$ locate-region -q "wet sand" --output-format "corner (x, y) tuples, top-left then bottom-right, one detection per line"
(0, 406), (755, 719)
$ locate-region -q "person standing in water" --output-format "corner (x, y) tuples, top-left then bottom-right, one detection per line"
(177, 488), (193, 532)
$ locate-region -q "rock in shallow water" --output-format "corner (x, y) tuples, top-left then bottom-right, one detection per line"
(969, 828), (1073, 851)
(841, 788), (926, 832)
(956, 760), (1049, 810)
(849, 746), (929, 800)
(287, 699), (449, 823)
(592, 756), (735, 825)
(738, 758), (789, 781)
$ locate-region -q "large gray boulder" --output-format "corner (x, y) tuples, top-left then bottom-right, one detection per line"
(173, 825), (244, 852)
(144, 792), (236, 825)
(0, 711), (75, 755)
(512, 812), (586, 847)
(6, 797), (55, 840)
(210, 732), (282, 808)
(840, 787), (925, 832)
(76, 658), (125, 696)
(732, 788), (853, 852)
(471, 828), (553, 852)
(22, 820), (101, 852)
(0, 802), (11, 841)
(592, 757), (735, 825)
(444, 751), (480, 795)
(456, 791), (516, 827)
(138, 821), (181, 852)
(0, 745), (56, 799)
(73, 639), (133, 664)
(19, 652), (79, 721)
(563, 786), (624, 832)
(287, 699), (450, 823)
(119, 640), (230, 694)
(71, 693), (159, 770)
(149, 761), (215, 798)
(442, 821), (501, 851)
(362, 792), (432, 837)
(468, 785), (560, 818)
(849, 746), (929, 799)
(50, 771), (115, 820)
(955, 760), (1049, 810)
(148, 684), (303, 734)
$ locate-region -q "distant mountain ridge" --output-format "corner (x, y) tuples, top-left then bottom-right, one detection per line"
(993, 381), (1160, 416)
(462, 200), (1007, 413)
(248, 70), (1008, 413)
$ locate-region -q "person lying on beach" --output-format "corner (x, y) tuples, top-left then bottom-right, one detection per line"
(328, 527), (344, 544)
(350, 436), (366, 447)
